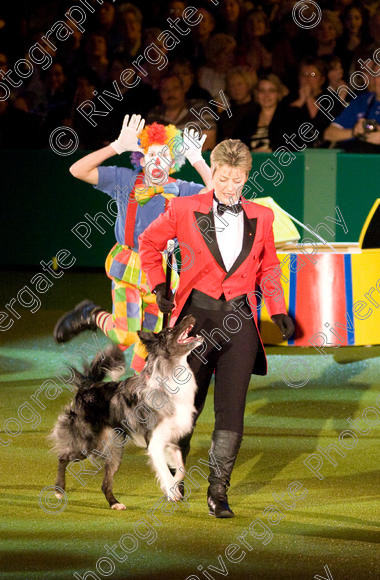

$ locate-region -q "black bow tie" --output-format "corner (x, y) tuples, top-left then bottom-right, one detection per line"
(216, 201), (243, 216)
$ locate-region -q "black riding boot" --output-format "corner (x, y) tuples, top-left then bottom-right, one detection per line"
(207, 429), (242, 518)
(54, 299), (103, 343)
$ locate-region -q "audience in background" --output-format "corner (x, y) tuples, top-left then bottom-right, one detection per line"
(147, 72), (217, 150)
(191, 7), (215, 67)
(240, 73), (288, 152)
(239, 9), (272, 72)
(164, 1), (192, 58)
(324, 60), (380, 153)
(170, 60), (211, 101)
(198, 33), (236, 99)
(284, 58), (339, 147)
(0, 51), (8, 74)
(166, 0), (187, 22)
(38, 62), (72, 137)
(141, 28), (167, 91)
(218, 0), (243, 39)
(312, 10), (343, 58)
(2, 1), (380, 152)
(220, 66), (258, 140)
(92, 1), (116, 37)
(336, 4), (368, 75)
(368, 9), (380, 50)
(60, 26), (83, 69)
(82, 33), (109, 85)
(271, 13), (304, 90)
(106, 58), (158, 118)
(65, 73), (108, 150)
(113, 3), (143, 60)
(324, 56), (352, 105)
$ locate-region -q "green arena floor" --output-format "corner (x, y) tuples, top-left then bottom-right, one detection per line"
(0, 271), (379, 580)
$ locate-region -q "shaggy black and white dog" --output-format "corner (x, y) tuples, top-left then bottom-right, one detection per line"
(49, 315), (203, 510)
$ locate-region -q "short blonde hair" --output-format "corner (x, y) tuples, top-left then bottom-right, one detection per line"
(210, 139), (252, 175)
(226, 66), (257, 94)
(255, 73), (289, 101)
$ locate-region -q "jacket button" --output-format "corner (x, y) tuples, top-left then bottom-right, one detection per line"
(242, 273), (247, 278)
(196, 249), (201, 254)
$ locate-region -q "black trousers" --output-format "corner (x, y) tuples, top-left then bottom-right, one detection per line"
(178, 291), (259, 435)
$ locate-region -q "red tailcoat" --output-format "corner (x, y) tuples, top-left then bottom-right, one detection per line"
(139, 190), (287, 375)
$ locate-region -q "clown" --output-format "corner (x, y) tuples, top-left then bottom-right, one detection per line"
(54, 114), (211, 371)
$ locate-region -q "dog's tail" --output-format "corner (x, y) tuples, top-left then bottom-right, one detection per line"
(49, 346), (126, 455)
(74, 344), (126, 389)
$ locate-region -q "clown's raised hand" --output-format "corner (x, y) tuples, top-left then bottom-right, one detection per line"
(111, 114), (145, 155)
(183, 127), (207, 166)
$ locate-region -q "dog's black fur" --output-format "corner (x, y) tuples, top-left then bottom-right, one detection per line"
(49, 315), (202, 509)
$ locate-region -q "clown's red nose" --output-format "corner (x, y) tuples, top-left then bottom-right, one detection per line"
(155, 158), (160, 165)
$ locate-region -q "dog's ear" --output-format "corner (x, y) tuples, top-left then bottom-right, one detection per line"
(137, 330), (158, 348)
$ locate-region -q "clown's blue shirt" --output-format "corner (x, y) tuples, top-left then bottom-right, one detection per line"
(94, 166), (203, 250)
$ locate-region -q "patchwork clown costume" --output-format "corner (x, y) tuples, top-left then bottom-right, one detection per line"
(54, 115), (211, 371)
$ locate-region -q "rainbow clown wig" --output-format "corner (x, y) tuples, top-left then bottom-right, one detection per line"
(130, 122), (186, 174)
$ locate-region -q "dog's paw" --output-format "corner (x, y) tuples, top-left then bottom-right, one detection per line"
(165, 488), (181, 503)
(111, 503), (126, 510)
(55, 491), (64, 499)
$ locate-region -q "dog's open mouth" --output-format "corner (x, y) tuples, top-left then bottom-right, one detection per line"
(177, 324), (199, 344)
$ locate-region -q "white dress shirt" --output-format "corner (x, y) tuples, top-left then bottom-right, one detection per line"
(213, 199), (244, 271)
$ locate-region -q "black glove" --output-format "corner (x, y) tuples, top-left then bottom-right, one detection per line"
(271, 314), (295, 340)
(153, 283), (174, 314)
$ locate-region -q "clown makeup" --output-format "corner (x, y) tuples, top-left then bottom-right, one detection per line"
(140, 144), (174, 185)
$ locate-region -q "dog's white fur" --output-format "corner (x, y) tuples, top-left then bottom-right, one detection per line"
(144, 353), (198, 499)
